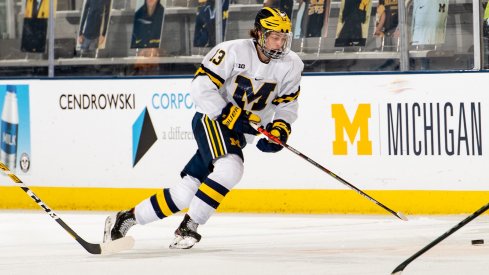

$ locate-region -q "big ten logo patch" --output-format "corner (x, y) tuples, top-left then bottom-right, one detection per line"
(331, 104), (372, 155)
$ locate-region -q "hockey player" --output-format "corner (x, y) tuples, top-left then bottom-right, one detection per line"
(103, 7), (303, 249)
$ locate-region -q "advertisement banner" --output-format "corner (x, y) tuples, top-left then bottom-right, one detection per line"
(286, 73), (487, 190)
(0, 85), (31, 174)
(0, 73), (487, 192)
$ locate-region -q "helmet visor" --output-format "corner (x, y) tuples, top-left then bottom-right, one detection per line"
(261, 30), (292, 59)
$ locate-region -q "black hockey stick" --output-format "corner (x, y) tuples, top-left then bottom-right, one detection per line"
(252, 123), (407, 221)
(0, 162), (134, 255)
(391, 201), (489, 274)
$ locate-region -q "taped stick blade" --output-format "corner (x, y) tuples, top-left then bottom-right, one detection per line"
(100, 236), (135, 255)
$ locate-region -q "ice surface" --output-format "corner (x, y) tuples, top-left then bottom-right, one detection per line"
(1, 211), (488, 275)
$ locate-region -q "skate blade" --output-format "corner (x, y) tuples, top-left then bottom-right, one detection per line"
(103, 214), (116, 243)
(100, 236), (135, 255)
(169, 236), (197, 249)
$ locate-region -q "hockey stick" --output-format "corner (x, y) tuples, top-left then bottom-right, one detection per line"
(252, 123), (407, 221)
(0, 162), (134, 255)
(391, 201), (489, 274)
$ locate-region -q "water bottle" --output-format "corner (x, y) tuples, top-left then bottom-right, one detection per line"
(1, 85), (19, 170)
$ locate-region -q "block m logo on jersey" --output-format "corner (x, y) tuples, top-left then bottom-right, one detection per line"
(439, 3), (446, 12)
(331, 104), (372, 155)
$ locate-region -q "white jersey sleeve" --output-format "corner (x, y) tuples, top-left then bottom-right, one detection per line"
(270, 51), (303, 125)
(191, 42), (237, 119)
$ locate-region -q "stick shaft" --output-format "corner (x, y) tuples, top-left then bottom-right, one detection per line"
(392, 201), (489, 274)
(255, 125), (406, 221)
(0, 162), (102, 254)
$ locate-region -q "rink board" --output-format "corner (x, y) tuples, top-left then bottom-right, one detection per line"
(0, 72), (487, 213)
(1, 186), (489, 214)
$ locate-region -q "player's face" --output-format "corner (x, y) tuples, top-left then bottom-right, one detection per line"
(264, 31), (288, 50)
(259, 30), (291, 59)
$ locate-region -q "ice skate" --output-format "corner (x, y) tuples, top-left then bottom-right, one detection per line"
(103, 209), (136, 242)
(169, 214), (201, 249)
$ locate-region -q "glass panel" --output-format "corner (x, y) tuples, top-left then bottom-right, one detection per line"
(483, 0), (489, 69)
(0, 0), (484, 77)
(286, 0), (400, 72)
(0, 0), (49, 76)
(406, 0), (475, 70)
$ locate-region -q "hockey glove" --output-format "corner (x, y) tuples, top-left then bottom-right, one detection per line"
(219, 103), (261, 135)
(256, 119), (291, 153)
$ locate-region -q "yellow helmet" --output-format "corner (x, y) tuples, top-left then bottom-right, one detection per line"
(254, 7), (292, 59)
(255, 7), (291, 33)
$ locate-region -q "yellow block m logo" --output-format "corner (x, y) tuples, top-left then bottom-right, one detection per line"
(331, 104), (372, 155)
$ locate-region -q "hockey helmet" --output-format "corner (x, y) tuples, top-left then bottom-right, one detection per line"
(255, 7), (291, 33)
(254, 7), (292, 59)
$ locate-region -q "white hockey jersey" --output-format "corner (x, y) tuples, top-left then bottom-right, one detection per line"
(191, 39), (304, 127)
(411, 0), (449, 45)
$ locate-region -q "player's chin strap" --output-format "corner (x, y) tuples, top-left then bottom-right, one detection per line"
(250, 122), (408, 222)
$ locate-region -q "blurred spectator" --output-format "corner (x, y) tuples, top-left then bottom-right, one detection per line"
(335, 0), (371, 47)
(484, 2), (489, 37)
(294, 0), (330, 38)
(193, 0), (229, 48)
(263, 0), (293, 19)
(21, 0), (50, 53)
(374, 0), (399, 50)
(483, 2), (489, 68)
(78, 0), (112, 55)
(131, 0), (165, 49)
(410, 0), (449, 46)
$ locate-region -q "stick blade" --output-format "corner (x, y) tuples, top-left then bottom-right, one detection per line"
(99, 236), (135, 255)
(392, 260), (409, 274)
(397, 212), (408, 221)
